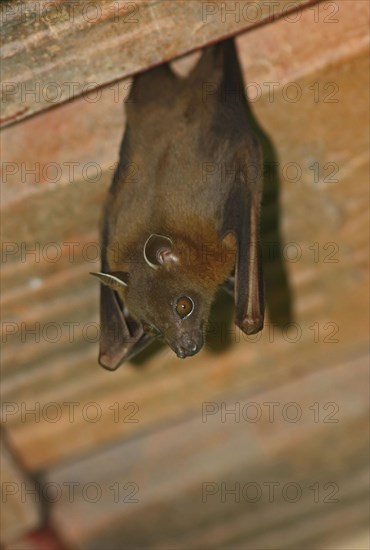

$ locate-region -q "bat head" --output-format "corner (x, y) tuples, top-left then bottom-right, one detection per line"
(134, 267), (206, 359)
(93, 232), (235, 359)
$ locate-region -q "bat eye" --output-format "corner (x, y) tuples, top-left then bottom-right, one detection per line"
(175, 296), (194, 319)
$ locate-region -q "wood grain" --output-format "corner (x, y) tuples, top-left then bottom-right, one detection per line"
(0, 435), (41, 544)
(0, 0), (319, 127)
(1, 0), (368, 472)
(45, 353), (369, 548)
(0, 1), (369, 546)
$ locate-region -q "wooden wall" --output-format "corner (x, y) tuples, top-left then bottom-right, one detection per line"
(1, 1), (369, 548)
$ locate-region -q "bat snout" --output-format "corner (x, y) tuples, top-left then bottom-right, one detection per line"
(173, 331), (203, 359)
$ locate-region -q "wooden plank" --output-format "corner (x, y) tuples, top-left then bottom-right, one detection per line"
(0, 2), (369, 546)
(44, 353), (369, 548)
(1, 0), (369, 471)
(0, 435), (41, 544)
(4, 528), (66, 550)
(0, 0), (319, 127)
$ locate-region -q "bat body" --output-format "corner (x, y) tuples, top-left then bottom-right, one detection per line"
(93, 39), (264, 369)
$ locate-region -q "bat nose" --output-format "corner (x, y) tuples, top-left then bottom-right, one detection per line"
(174, 332), (203, 359)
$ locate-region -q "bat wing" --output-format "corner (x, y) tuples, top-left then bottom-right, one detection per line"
(97, 66), (178, 370)
(98, 138), (155, 371)
(216, 40), (264, 335)
(222, 144), (264, 335)
(98, 284), (154, 370)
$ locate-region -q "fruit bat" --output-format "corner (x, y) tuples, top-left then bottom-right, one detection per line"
(91, 38), (264, 370)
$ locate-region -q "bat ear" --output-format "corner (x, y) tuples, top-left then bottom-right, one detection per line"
(90, 271), (129, 290)
(143, 234), (179, 270)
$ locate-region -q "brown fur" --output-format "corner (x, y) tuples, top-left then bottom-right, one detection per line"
(96, 39), (264, 369)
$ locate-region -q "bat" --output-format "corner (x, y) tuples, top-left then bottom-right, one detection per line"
(91, 38), (264, 370)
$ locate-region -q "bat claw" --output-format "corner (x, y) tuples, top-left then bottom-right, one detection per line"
(239, 317), (264, 335)
(98, 354), (121, 370)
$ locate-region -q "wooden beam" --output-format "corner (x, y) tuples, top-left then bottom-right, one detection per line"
(45, 354), (369, 549)
(0, 435), (41, 544)
(0, 0), (319, 127)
